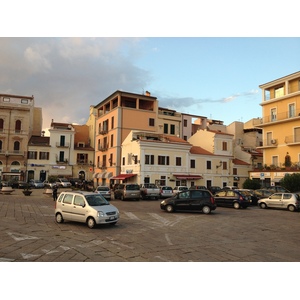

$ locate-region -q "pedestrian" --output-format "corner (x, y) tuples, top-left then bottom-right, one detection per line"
(52, 185), (58, 201)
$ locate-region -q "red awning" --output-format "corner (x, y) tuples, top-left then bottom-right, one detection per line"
(111, 174), (137, 180)
(173, 174), (203, 180)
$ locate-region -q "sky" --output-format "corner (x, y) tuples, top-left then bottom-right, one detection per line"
(1, 1), (299, 297)
(1, 2), (300, 134)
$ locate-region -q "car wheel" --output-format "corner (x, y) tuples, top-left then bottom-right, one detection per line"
(55, 213), (64, 223)
(288, 205), (296, 212)
(202, 205), (211, 214)
(233, 202), (240, 209)
(166, 205), (174, 213)
(259, 202), (267, 209)
(87, 217), (96, 229)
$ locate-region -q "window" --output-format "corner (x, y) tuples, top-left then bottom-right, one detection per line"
(122, 157), (125, 165)
(184, 119), (187, 127)
(0, 119), (3, 132)
(60, 136), (65, 147)
(170, 124), (175, 135)
(206, 161), (211, 169)
(39, 152), (49, 160)
(164, 124), (168, 134)
(294, 127), (300, 143)
(0, 140), (2, 151)
(74, 195), (85, 206)
(275, 86), (284, 98)
(158, 155), (169, 165)
(103, 120), (109, 131)
(289, 103), (295, 118)
(222, 141), (227, 151)
(111, 116), (114, 129)
(271, 108), (277, 122)
(102, 155), (107, 167)
(145, 154), (154, 165)
(176, 157), (181, 166)
(266, 132), (272, 145)
(149, 118), (155, 126)
(109, 153), (113, 166)
(222, 161), (227, 170)
(62, 194), (73, 204)
(21, 98), (28, 104)
(110, 134), (114, 147)
(183, 135), (187, 141)
(77, 153), (87, 164)
(59, 151), (64, 162)
(233, 168), (237, 175)
(15, 120), (21, 133)
(190, 159), (195, 168)
(3, 97), (10, 102)
(14, 141), (20, 151)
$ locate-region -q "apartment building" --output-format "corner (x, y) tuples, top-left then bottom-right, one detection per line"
(251, 71), (300, 186)
(0, 93), (42, 182)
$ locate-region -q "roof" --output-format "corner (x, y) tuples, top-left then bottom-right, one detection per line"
(28, 136), (50, 146)
(232, 159), (250, 166)
(111, 174), (137, 180)
(190, 146), (213, 155)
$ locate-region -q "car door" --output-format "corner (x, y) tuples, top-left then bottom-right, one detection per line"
(72, 195), (87, 222)
(174, 191), (191, 210)
(61, 194), (75, 221)
(267, 193), (283, 208)
(282, 193), (292, 209)
(189, 190), (203, 210)
(225, 190), (236, 207)
(214, 191), (227, 206)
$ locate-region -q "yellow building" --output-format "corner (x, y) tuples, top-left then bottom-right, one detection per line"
(253, 71), (300, 186)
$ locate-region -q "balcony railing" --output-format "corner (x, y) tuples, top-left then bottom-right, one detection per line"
(98, 129), (108, 135)
(285, 135), (300, 145)
(56, 142), (70, 147)
(262, 109), (300, 124)
(98, 145), (108, 151)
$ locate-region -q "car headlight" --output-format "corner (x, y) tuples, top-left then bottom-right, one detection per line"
(97, 211), (105, 217)
(161, 200), (166, 205)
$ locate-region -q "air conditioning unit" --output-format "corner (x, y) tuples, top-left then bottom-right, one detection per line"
(271, 139), (277, 144)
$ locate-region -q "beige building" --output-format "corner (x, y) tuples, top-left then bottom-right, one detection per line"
(0, 93), (42, 182)
(251, 71), (300, 186)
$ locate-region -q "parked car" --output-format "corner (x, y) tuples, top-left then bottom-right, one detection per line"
(69, 178), (83, 188)
(253, 189), (273, 200)
(160, 189), (216, 214)
(236, 189), (259, 205)
(56, 178), (72, 188)
(43, 180), (56, 188)
(140, 183), (160, 199)
(208, 186), (222, 195)
(114, 183), (141, 201)
(173, 186), (188, 194)
(29, 179), (45, 189)
(95, 186), (111, 200)
(265, 186), (290, 193)
(189, 185), (207, 190)
(55, 191), (119, 228)
(258, 192), (300, 212)
(214, 189), (251, 209)
(159, 186), (173, 198)
(222, 186), (238, 190)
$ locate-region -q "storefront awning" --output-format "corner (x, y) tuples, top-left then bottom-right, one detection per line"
(273, 177), (283, 183)
(173, 174), (203, 180)
(93, 172), (113, 179)
(111, 174), (136, 180)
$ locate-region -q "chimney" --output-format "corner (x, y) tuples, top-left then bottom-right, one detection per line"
(145, 91), (151, 96)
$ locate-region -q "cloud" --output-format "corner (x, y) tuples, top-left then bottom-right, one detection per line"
(0, 37), (150, 130)
(158, 89), (259, 111)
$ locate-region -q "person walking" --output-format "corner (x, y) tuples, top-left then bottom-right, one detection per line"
(52, 185), (58, 201)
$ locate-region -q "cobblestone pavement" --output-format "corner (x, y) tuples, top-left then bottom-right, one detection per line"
(1, 188), (300, 262)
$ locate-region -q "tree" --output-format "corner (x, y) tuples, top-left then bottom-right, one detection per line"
(242, 178), (261, 190)
(280, 173), (300, 192)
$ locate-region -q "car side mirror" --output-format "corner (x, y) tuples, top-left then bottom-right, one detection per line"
(81, 203), (85, 208)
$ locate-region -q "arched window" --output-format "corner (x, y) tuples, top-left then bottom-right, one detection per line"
(15, 120), (21, 133)
(0, 118), (3, 132)
(11, 161), (20, 165)
(14, 141), (20, 152)
(0, 140), (2, 151)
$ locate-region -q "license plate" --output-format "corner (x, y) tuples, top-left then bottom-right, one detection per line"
(109, 216), (116, 220)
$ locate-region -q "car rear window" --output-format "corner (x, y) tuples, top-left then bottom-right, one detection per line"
(126, 184), (140, 190)
(162, 187), (172, 190)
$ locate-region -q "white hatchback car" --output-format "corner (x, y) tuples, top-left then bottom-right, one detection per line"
(258, 192), (300, 212)
(55, 191), (119, 228)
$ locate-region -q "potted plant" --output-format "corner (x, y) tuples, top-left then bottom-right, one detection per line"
(22, 183), (32, 196)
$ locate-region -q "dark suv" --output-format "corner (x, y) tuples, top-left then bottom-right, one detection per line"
(160, 189), (216, 214)
(214, 190), (251, 209)
(113, 183), (141, 201)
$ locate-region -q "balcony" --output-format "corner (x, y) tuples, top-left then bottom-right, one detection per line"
(56, 142), (70, 148)
(98, 145), (108, 152)
(257, 139), (278, 149)
(0, 150), (25, 156)
(261, 109), (300, 125)
(285, 135), (300, 145)
(98, 130), (108, 135)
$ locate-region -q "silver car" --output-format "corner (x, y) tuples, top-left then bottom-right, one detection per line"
(55, 191), (119, 228)
(258, 192), (300, 212)
(95, 186), (111, 200)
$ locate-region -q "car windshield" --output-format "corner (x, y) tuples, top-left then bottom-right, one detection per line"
(85, 195), (109, 206)
(97, 187), (109, 191)
(126, 185), (140, 190)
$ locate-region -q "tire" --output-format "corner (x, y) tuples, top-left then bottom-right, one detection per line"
(202, 205), (211, 214)
(110, 222), (117, 225)
(166, 205), (174, 213)
(233, 202), (240, 209)
(288, 205), (296, 212)
(87, 217), (96, 229)
(55, 213), (64, 224)
(259, 202), (267, 209)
